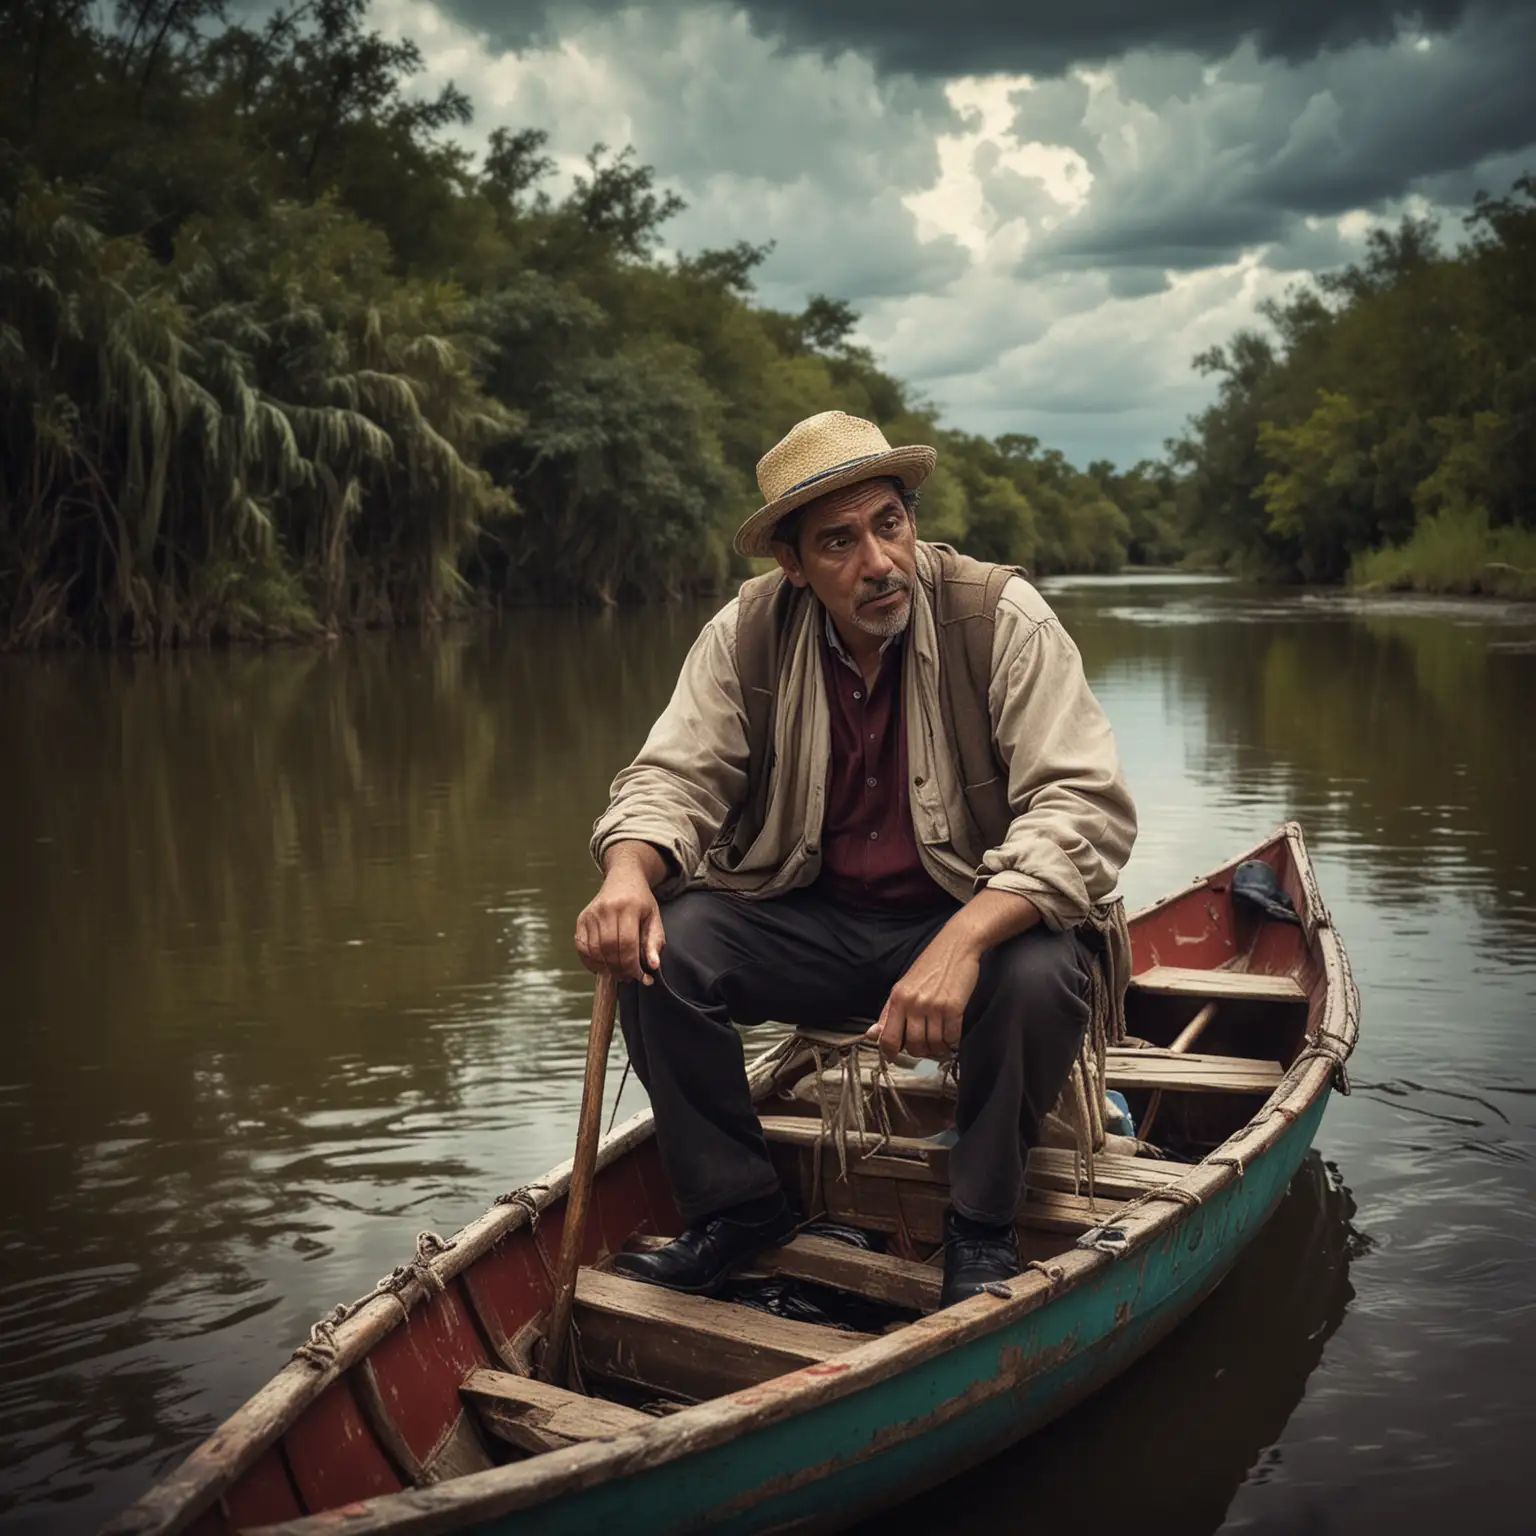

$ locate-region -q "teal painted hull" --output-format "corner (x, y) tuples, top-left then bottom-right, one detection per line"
(488, 1094), (1329, 1535)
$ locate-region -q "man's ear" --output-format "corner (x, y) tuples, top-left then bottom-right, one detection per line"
(772, 542), (810, 589)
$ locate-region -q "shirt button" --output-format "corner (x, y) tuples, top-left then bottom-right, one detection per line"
(869, 830), (880, 841)
(852, 690), (862, 701)
(913, 775), (925, 787)
(866, 776), (878, 788)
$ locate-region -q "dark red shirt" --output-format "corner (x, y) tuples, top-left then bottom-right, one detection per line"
(816, 625), (950, 912)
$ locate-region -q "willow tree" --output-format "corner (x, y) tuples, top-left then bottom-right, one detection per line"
(0, 178), (513, 646)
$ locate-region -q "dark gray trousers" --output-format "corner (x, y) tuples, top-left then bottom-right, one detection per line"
(619, 886), (1093, 1228)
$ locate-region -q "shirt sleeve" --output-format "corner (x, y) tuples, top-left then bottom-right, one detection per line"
(589, 600), (750, 899)
(979, 579), (1138, 929)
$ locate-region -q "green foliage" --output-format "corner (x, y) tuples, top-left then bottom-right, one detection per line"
(0, 0), (1153, 647)
(1350, 506), (1536, 599)
(1171, 177), (1536, 590)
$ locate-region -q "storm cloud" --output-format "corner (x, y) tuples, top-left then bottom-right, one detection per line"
(439, 0), (1526, 79)
(392, 0), (1535, 463)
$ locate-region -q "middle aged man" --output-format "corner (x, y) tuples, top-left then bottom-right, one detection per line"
(576, 410), (1137, 1307)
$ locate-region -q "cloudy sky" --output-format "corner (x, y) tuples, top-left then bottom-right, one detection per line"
(378, 0), (1535, 466)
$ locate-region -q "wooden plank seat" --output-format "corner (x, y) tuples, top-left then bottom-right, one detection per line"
(762, 1118), (1194, 1197)
(789, 1048), (1285, 1109)
(1129, 965), (1306, 1003)
(759, 1115), (949, 1179)
(461, 1370), (654, 1454)
(574, 1269), (876, 1400)
(1101, 1049), (1284, 1094)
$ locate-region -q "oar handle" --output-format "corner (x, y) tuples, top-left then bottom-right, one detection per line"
(1137, 1003), (1218, 1142)
(542, 972), (620, 1386)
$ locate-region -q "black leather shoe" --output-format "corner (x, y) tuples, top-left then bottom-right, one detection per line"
(940, 1209), (1021, 1308)
(610, 1195), (797, 1295)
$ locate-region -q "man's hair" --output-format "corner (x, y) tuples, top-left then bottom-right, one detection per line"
(769, 478), (920, 553)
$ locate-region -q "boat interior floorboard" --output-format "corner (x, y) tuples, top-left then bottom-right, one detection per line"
(461, 1370), (654, 1454)
(574, 1267), (877, 1400)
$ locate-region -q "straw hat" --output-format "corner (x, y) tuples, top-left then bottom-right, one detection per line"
(734, 411), (937, 557)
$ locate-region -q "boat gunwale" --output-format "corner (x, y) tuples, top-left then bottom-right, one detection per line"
(107, 822), (1357, 1536)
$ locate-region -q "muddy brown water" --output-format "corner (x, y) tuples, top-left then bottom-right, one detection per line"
(1, 576), (1533, 1534)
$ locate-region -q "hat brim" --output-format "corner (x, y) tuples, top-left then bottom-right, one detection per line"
(734, 445), (937, 557)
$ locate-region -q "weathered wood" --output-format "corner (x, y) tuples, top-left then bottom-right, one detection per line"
(1017, 1188), (1130, 1235)
(755, 1234), (944, 1312)
(791, 1048), (1284, 1108)
(462, 1370), (653, 1453)
(1102, 1049), (1283, 1095)
(574, 1269), (874, 1399)
(619, 1229), (943, 1313)
(97, 1103), (671, 1536)
(818, 1167), (949, 1244)
(544, 973), (620, 1387)
(1129, 966), (1305, 1003)
(1169, 1002), (1219, 1054)
(759, 1114), (945, 1171)
(114, 824), (1353, 1536)
(817, 1163), (1124, 1244)
(1139, 1002), (1219, 1139)
(1024, 1146), (1186, 1200)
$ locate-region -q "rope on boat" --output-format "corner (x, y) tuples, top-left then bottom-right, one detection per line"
(800, 1032), (909, 1185)
(1296, 1029), (1354, 1095)
(1023, 1260), (1067, 1290)
(1074, 1177), (1208, 1261)
(1291, 826), (1334, 939)
(1127, 1184), (1202, 1210)
(289, 1231), (458, 1370)
(1205, 1151), (1245, 1178)
(493, 1183), (549, 1229)
(1075, 1226), (1130, 1257)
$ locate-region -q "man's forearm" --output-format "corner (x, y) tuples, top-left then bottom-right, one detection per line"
(943, 887), (1041, 956)
(602, 839), (671, 890)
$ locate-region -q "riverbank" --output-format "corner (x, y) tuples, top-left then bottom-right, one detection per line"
(1348, 508), (1536, 600)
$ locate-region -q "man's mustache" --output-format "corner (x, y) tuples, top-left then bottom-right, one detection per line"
(857, 572), (911, 606)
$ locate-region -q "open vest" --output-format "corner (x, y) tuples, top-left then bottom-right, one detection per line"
(725, 543), (1023, 875)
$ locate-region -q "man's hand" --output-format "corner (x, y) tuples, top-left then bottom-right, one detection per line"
(868, 927), (980, 1059)
(575, 842), (668, 983)
(866, 889), (1043, 1059)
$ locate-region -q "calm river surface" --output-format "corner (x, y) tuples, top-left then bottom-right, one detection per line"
(2, 576), (1533, 1534)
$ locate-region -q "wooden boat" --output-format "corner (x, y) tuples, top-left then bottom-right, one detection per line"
(106, 823), (1358, 1536)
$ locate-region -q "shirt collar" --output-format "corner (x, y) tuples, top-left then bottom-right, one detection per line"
(823, 606), (901, 675)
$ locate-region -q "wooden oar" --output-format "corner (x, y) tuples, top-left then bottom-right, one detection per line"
(1136, 1002), (1217, 1142)
(542, 971), (619, 1387)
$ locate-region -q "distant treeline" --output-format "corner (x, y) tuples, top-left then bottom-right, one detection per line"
(2, 5), (1530, 652)
(0, 0), (1177, 650)
(1170, 178), (1536, 599)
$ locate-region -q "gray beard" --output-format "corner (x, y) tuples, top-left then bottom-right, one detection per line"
(850, 592), (912, 640)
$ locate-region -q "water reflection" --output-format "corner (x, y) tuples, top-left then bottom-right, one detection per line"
(1, 579), (1532, 1532)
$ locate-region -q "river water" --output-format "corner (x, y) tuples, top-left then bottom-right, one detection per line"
(1, 576), (1533, 1534)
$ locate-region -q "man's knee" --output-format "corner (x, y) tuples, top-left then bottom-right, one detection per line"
(978, 925), (1092, 1023)
(652, 890), (743, 998)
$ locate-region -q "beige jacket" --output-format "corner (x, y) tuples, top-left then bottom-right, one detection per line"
(590, 546), (1137, 931)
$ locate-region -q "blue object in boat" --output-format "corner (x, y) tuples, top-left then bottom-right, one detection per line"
(1105, 1089), (1136, 1137)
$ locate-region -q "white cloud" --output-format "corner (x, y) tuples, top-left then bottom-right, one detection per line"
(372, 0), (1535, 465)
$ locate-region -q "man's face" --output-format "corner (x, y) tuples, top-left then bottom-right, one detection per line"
(773, 478), (918, 642)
